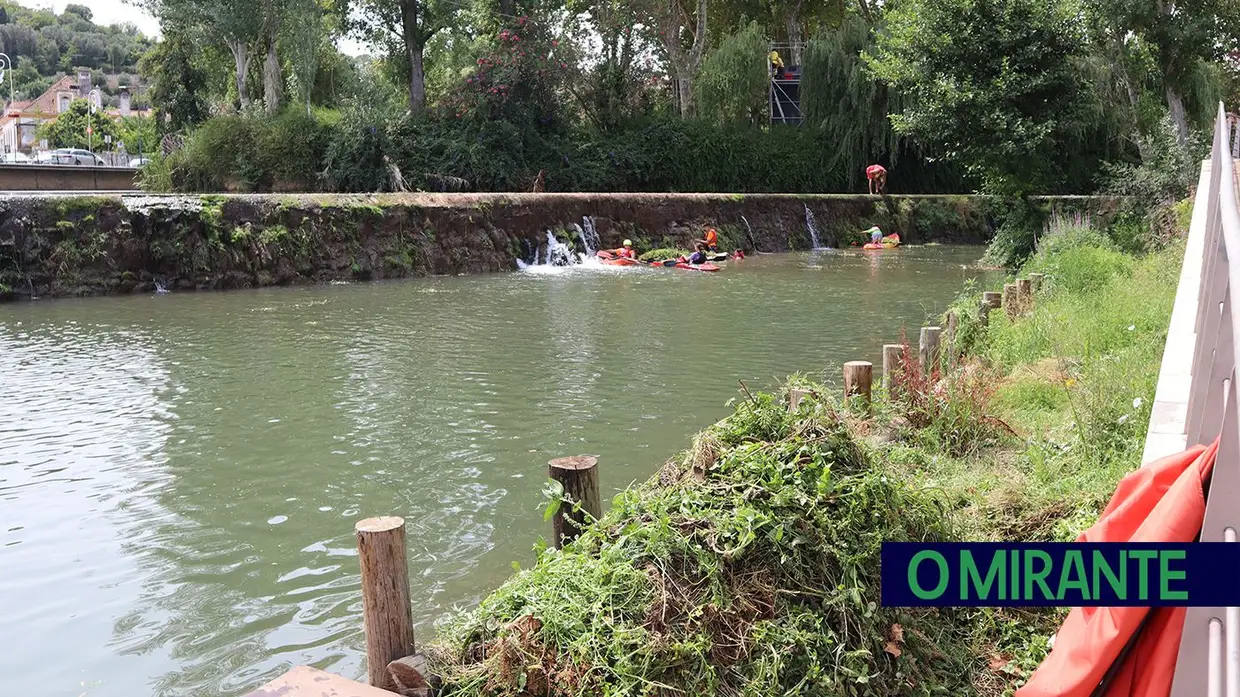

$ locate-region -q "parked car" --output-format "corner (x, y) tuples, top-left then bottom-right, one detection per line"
(32, 151), (76, 165)
(54, 148), (107, 166)
(0, 152), (30, 163)
(128, 157), (151, 168)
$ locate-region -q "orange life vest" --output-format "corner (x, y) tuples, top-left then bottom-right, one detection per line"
(705, 229), (718, 247)
(614, 247), (634, 259)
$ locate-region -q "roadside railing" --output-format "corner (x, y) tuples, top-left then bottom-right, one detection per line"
(1171, 104), (1240, 697)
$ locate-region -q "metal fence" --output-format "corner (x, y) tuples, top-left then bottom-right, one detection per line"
(1171, 103), (1240, 696)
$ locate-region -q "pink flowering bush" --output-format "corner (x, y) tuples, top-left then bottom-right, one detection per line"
(445, 16), (566, 128)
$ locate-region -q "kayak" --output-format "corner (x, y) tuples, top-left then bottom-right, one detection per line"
(671, 262), (721, 272)
(706, 253), (730, 262)
(600, 257), (641, 266)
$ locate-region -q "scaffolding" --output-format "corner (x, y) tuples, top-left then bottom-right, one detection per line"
(768, 42), (805, 126)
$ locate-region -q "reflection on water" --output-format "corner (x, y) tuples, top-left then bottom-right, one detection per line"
(0, 248), (993, 697)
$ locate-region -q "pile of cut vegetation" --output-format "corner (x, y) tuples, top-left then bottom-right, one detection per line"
(428, 389), (974, 696)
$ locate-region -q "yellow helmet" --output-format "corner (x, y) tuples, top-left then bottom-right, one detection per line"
(623, 239), (632, 247)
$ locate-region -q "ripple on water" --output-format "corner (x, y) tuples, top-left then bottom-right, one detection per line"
(0, 248), (994, 697)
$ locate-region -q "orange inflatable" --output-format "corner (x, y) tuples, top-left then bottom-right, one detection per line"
(1016, 439), (1218, 697)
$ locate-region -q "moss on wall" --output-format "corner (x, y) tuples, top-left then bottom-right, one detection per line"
(0, 193), (1120, 301)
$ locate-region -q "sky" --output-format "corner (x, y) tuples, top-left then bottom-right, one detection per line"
(63, 1), (369, 55)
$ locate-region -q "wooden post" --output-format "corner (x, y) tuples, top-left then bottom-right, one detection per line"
(548, 456), (602, 549)
(788, 388), (809, 412)
(882, 344), (903, 395)
(355, 516), (415, 692)
(1003, 283), (1019, 320)
(1016, 278), (1033, 316)
(945, 310), (959, 361)
(844, 361), (873, 412)
(919, 326), (942, 376)
(1029, 272), (1044, 292)
(980, 291), (1002, 327)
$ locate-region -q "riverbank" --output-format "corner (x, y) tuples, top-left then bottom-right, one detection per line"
(419, 221), (1183, 695)
(0, 192), (1118, 301)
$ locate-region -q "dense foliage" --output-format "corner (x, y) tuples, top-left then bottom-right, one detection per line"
(869, 0), (1097, 196)
(121, 0), (1237, 199)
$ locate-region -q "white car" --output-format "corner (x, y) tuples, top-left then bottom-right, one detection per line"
(32, 151), (76, 165)
(128, 157), (151, 168)
(0, 152), (30, 163)
(53, 148), (107, 166)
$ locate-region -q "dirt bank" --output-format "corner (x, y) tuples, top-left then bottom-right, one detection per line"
(0, 192), (1117, 301)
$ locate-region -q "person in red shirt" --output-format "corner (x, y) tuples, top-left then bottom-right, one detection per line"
(866, 164), (887, 195)
(606, 239), (635, 258)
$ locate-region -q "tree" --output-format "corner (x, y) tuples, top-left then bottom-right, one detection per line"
(1086, 0), (1240, 143)
(285, 0), (325, 112)
(569, 0), (659, 128)
(801, 14), (906, 187)
(261, 0), (287, 113)
(63, 4), (93, 22)
(868, 0), (1094, 195)
(695, 21), (767, 125)
(645, 0), (708, 117)
(38, 99), (119, 150)
(140, 29), (210, 133)
(147, 0), (264, 108)
(355, 0), (458, 113)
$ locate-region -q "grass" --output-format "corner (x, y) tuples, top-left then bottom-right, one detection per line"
(426, 220), (1186, 696)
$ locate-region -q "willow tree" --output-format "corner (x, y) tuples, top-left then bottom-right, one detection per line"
(695, 21), (767, 125)
(800, 15), (902, 187)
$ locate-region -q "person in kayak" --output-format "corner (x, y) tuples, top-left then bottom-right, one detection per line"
(867, 226), (882, 244)
(694, 227), (719, 252)
(601, 239), (636, 259)
(866, 164), (887, 195)
(678, 243), (709, 266)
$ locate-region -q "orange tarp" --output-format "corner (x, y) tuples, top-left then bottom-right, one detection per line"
(1016, 439), (1218, 697)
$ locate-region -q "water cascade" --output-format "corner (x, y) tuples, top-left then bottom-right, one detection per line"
(577, 217), (602, 256)
(518, 230), (592, 270)
(804, 205), (826, 250)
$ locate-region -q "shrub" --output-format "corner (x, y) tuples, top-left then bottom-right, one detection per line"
(1023, 213), (1132, 295)
(887, 336), (1011, 458)
(638, 247), (688, 262)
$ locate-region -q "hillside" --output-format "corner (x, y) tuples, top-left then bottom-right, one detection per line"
(0, 2), (153, 105)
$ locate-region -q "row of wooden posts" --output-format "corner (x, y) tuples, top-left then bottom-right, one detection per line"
(347, 272), (1046, 695)
(814, 272), (1045, 413)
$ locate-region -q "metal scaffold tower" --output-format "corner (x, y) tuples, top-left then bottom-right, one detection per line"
(769, 42), (804, 126)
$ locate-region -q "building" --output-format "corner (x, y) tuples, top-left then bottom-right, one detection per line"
(0, 70), (149, 155)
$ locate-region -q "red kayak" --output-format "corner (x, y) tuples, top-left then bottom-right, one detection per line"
(672, 262), (720, 272)
(597, 251), (719, 272)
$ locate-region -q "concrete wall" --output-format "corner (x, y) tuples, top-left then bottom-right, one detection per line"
(0, 192), (1119, 301)
(0, 164), (138, 192)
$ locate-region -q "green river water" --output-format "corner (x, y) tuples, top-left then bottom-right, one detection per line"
(0, 248), (992, 697)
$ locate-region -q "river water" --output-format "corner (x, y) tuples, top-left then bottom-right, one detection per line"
(0, 248), (991, 697)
